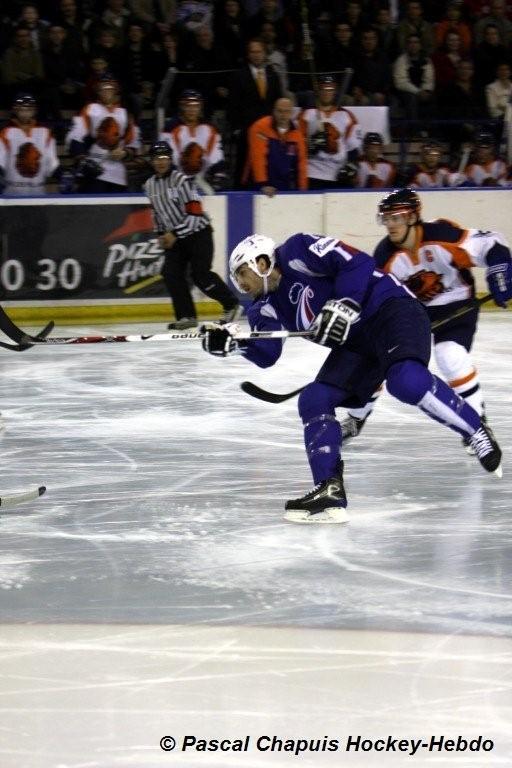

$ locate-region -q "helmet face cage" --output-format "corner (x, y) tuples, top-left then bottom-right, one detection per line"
(364, 132), (383, 146)
(474, 132), (494, 148)
(377, 188), (421, 224)
(180, 90), (203, 105)
(97, 74), (118, 94)
(149, 141), (173, 160)
(229, 235), (276, 292)
(13, 93), (36, 110)
(318, 75), (336, 88)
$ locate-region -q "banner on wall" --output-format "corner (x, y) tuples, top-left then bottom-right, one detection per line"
(0, 203), (169, 301)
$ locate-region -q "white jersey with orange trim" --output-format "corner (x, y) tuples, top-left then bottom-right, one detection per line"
(65, 102), (140, 187)
(463, 159), (510, 187)
(160, 123), (224, 173)
(299, 106), (362, 181)
(356, 158), (396, 188)
(0, 123), (58, 195)
(409, 165), (458, 188)
(373, 218), (509, 306)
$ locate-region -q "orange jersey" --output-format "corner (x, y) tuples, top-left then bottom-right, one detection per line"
(246, 116), (307, 191)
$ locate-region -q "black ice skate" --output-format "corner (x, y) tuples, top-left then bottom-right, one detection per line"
(341, 414), (368, 443)
(469, 421), (503, 478)
(284, 464), (349, 524)
(462, 414), (489, 457)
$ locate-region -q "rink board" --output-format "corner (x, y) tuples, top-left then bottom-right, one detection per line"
(1, 188), (511, 322)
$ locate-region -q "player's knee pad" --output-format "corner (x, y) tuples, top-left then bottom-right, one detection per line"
(298, 382), (344, 423)
(435, 341), (473, 382)
(386, 359), (433, 405)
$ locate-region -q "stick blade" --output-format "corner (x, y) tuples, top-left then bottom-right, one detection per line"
(0, 485), (46, 508)
(240, 381), (305, 404)
(240, 381), (287, 403)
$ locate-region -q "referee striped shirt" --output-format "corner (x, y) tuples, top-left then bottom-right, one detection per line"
(143, 169), (210, 239)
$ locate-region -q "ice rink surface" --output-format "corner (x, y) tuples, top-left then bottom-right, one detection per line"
(0, 314), (511, 768)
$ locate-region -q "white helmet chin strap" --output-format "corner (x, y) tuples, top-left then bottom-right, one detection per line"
(251, 257), (273, 295)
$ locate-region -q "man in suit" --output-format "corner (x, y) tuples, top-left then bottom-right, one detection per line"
(228, 37), (283, 187)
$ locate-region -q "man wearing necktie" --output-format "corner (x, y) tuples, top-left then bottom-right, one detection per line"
(228, 38), (283, 187)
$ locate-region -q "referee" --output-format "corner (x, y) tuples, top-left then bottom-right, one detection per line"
(144, 141), (241, 329)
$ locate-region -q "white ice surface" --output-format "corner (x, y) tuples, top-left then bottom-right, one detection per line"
(0, 314), (510, 767)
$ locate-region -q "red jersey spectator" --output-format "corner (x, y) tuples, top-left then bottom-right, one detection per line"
(435, 1), (472, 53)
(432, 31), (463, 90)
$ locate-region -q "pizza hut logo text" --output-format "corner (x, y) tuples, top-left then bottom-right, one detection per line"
(103, 239), (164, 287)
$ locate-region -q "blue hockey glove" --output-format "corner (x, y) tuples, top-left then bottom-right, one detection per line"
(311, 298), (361, 348)
(486, 262), (512, 307)
(201, 322), (240, 357)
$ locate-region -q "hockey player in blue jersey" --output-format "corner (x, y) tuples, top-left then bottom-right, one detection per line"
(201, 232), (503, 523)
(340, 188), (512, 451)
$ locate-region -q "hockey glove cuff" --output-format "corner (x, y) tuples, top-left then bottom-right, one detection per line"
(311, 298), (361, 347)
(200, 322), (241, 357)
(486, 262), (512, 307)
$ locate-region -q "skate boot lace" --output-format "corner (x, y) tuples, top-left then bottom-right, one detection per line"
(470, 427), (493, 458)
(307, 480), (325, 497)
(307, 477), (340, 499)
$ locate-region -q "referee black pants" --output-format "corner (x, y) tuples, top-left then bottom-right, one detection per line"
(161, 226), (238, 320)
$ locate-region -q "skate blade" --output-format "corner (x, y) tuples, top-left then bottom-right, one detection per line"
(284, 506), (349, 524)
(494, 463), (503, 479)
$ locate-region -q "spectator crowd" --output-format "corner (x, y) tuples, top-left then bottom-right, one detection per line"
(1, 0), (512, 194)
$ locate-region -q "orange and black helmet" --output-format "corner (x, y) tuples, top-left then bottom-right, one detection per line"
(378, 187), (421, 217)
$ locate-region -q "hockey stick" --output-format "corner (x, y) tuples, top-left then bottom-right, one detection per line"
(0, 306), (53, 345)
(431, 292), (493, 330)
(17, 327), (313, 346)
(457, 144), (471, 176)
(241, 381), (305, 404)
(0, 485), (46, 508)
(0, 319), (55, 352)
(241, 293), (496, 404)
(300, 0), (318, 97)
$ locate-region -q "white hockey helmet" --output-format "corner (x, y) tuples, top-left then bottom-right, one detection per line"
(229, 234), (276, 292)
